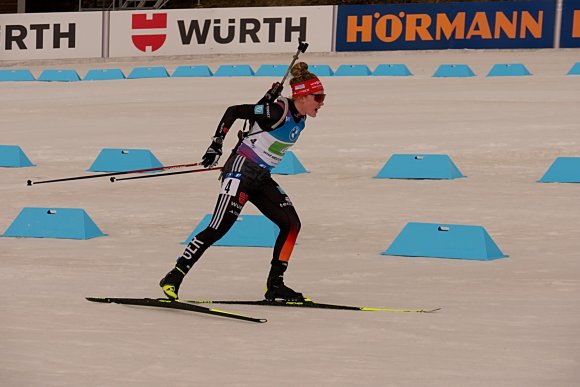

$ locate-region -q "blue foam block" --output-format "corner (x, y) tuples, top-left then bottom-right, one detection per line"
(214, 64), (254, 77)
(0, 69), (35, 81)
(272, 151), (309, 175)
(183, 214), (279, 247)
(88, 148), (163, 172)
(334, 64), (372, 76)
(433, 64), (475, 78)
(172, 65), (213, 77)
(309, 64), (334, 77)
(127, 66), (169, 79)
(382, 222), (507, 261)
(2, 207), (106, 240)
(487, 63), (531, 77)
(567, 62), (580, 75)
(538, 157), (580, 183)
(255, 64), (289, 77)
(372, 64), (413, 76)
(84, 68), (126, 81)
(0, 145), (35, 167)
(374, 154), (464, 180)
(38, 69), (81, 82)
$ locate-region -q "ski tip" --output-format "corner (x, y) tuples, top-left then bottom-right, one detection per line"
(413, 307), (442, 313)
(86, 297), (111, 303)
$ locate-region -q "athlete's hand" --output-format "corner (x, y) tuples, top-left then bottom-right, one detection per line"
(263, 82), (283, 103)
(202, 137), (223, 168)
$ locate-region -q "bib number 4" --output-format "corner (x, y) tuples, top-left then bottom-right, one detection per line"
(220, 175), (241, 196)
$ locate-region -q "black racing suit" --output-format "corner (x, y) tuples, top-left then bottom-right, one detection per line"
(175, 99), (305, 276)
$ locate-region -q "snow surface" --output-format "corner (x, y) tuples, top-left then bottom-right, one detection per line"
(1, 49), (579, 386)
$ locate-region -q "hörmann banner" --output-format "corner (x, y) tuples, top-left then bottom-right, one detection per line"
(108, 6), (333, 57)
(335, 1), (556, 51)
(0, 12), (103, 60)
(560, 0), (580, 48)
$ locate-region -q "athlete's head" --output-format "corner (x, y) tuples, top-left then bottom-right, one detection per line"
(289, 62), (325, 118)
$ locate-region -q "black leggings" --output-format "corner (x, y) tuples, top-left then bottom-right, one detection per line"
(177, 154), (301, 272)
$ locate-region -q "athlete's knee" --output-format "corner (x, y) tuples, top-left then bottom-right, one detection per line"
(278, 212), (301, 235)
(292, 216), (301, 234)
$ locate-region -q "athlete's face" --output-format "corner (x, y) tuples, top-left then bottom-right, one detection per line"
(298, 93), (325, 118)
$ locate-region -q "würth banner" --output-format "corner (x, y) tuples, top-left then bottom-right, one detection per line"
(0, 11), (102, 60)
(108, 6), (333, 57)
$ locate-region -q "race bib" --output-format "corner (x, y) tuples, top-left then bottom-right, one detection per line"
(220, 172), (241, 196)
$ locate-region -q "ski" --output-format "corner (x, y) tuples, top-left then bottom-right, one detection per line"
(185, 298), (441, 313)
(86, 297), (267, 323)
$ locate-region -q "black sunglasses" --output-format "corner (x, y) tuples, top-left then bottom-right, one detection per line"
(311, 93), (326, 103)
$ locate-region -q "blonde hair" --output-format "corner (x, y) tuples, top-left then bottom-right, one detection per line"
(289, 62), (317, 85)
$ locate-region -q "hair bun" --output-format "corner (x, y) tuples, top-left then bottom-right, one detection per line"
(290, 62), (309, 78)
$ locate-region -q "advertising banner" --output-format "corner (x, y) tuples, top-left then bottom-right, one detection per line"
(108, 6), (333, 57)
(560, 0), (580, 48)
(0, 12), (103, 60)
(336, 1), (556, 51)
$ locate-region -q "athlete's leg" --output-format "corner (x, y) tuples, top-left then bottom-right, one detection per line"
(252, 181), (301, 265)
(160, 171), (249, 299)
(251, 179), (303, 300)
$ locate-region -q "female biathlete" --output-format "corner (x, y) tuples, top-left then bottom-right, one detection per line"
(160, 62), (326, 301)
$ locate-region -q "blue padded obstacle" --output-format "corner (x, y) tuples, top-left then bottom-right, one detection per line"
(255, 64), (289, 77)
(538, 157), (580, 183)
(88, 148), (163, 172)
(2, 207), (106, 240)
(567, 63), (580, 75)
(214, 64), (254, 77)
(309, 64), (334, 77)
(374, 154), (464, 180)
(38, 69), (81, 82)
(334, 64), (372, 76)
(183, 214), (279, 247)
(381, 222), (507, 261)
(127, 66), (169, 79)
(372, 64), (413, 76)
(0, 69), (35, 81)
(172, 65), (213, 77)
(433, 64), (475, 77)
(84, 68), (126, 81)
(272, 151), (309, 175)
(0, 145), (35, 167)
(487, 63), (531, 77)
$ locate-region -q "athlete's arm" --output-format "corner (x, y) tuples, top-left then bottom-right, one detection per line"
(212, 102), (285, 138)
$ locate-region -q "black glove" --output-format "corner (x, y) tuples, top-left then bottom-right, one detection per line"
(202, 137), (223, 168)
(263, 82), (283, 103)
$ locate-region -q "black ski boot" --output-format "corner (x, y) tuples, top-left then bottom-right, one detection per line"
(159, 267), (186, 300)
(265, 274), (304, 302)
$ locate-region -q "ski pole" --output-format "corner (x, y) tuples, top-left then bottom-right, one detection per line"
(110, 166), (222, 182)
(26, 162), (203, 186)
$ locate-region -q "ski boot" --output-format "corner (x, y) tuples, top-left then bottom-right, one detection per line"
(159, 267), (185, 300)
(265, 274), (304, 302)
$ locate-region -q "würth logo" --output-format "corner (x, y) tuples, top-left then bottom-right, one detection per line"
(131, 13), (167, 52)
